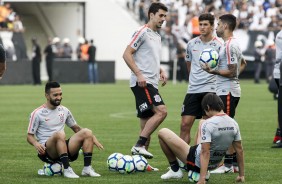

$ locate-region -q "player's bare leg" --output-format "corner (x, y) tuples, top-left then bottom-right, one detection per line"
(68, 128), (101, 177)
(180, 115), (196, 144)
(158, 128), (187, 179)
(131, 105), (167, 159)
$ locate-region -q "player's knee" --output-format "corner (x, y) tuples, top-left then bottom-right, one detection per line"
(53, 131), (66, 140)
(156, 106), (167, 120)
(81, 128), (93, 138)
(180, 121), (192, 132)
(158, 128), (169, 138)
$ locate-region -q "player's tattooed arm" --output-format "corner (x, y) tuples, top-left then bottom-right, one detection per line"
(227, 63), (237, 78)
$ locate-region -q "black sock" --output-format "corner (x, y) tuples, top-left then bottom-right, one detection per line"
(232, 153), (238, 167)
(276, 128), (281, 136)
(83, 152), (92, 167)
(224, 154), (233, 168)
(60, 153), (70, 169)
(169, 160), (179, 172)
(136, 136), (148, 147)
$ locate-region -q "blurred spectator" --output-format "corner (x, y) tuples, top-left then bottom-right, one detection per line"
(76, 37), (85, 60)
(254, 40), (265, 84)
(80, 39), (89, 61)
(61, 38), (73, 59)
(44, 38), (54, 82)
(13, 14), (24, 32)
(138, 0), (147, 23)
(87, 39), (98, 83)
(52, 37), (61, 59)
(176, 42), (187, 82)
(265, 39), (276, 83)
(31, 38), (41, 85)
(0, 3), (11, 29)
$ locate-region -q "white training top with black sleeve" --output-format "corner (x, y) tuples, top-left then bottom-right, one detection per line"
(129, 24), (162, 89)
(195, 114), (242, 170)
(185, 36), (222, 93)
(27, 104), (77, 145)
(274, 30), (282, 79)
(216, 37), (243, 97)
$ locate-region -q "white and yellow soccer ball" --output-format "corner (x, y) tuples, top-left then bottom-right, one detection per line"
(43, 162), (63, 176)
(199, 48), (219, 69)
(132, 155), (148, 172)
(188, 170), (210, 183)
(116, 155), (135, 174)
(107, 152), (124, 171)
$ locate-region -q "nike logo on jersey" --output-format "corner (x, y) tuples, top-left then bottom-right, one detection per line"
(45, 118), (50, 121)
(193, 49), (198, 52)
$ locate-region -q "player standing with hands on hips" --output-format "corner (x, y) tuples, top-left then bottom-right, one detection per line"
(122, 2), (168, 170)
(203, 14), (247, 173)
(27, 81), (104, 178)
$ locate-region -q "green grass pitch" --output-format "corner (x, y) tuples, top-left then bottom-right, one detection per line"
(0, 80), (280, 183)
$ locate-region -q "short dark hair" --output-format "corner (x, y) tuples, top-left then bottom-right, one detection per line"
(45, 81), (60, 94)
(148, 2), (168, 19)
(199, 13), (215, 26)
(219, 14), (237, 31)
(201, 93), (225, 112)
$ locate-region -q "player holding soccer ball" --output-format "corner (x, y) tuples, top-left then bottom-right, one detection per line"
(203, 14), (247, 174)
(122, 2), (168, 171)
(159, 93), (245, 183)
(180, 13), (222, 144)
(27, 81), (104, 178)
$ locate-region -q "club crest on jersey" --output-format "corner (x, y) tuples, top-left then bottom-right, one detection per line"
(154, 95), (161, 103)
(59, 114), (64, 122)
(139, 102), (148, 112)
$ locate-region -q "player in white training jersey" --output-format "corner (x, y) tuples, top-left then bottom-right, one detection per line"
(272, 30), (282, 148)
(203, 14), (246, 174)
(180, 13), (222, 144)
(159, 93), (245, 183)
(271, 30), (282, 145)
(122, 2), (168, 168)
(27, 81), (104, 178)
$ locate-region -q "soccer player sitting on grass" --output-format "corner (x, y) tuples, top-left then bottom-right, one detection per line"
(158, 93), (245, 183)
(27, 81), (104, 178)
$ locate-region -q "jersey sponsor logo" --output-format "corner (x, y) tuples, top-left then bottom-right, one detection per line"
(202, 136), (206, 140)
(218, 127), (234, 131)
(154, 95), (162, 103)
(139, 102), (148, 112)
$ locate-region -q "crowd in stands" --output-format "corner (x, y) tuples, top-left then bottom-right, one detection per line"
(0, 2), (25, 61)
(127, 0), (282, 57)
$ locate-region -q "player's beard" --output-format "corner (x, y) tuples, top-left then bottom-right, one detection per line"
(50, 98), (62, 106)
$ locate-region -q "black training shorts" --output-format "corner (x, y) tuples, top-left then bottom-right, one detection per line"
(219, 93), (240, 118)
(131, 83), (165, 118)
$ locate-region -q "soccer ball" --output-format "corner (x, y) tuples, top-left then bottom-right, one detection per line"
(43, 162), (63, 176)
(132, 155), (148, 172)
(107, 152), (124, 171)
(188, 170), (200, 183)
(116, 155), (135, 174)
(187, 170), (210, 183)
(199, 48), (219, 69)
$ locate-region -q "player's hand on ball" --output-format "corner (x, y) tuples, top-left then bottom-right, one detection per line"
(235, 176), (245, 183)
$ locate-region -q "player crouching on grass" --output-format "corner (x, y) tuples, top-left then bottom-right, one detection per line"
(27, 81), (104, 178)
(158, 93), (245, 183)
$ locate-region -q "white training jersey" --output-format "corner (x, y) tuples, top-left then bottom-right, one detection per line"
(216, 37), (243, 97)
(129, 24), (162, 89)
(195, 114), (241, 170)
(185, 36), (222, 93)
(274, 30), (282, 79)
(27, 104), (77, 145)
